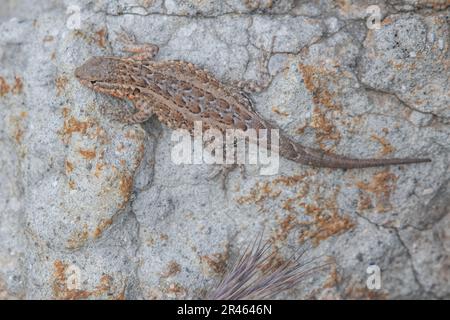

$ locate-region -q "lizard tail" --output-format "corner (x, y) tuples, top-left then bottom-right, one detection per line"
(279, 136), (431, 169)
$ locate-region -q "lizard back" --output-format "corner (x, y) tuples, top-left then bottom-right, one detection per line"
(132, 59), (270, 134)
(75, 56), (431, 169)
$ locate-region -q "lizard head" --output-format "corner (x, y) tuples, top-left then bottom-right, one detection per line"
(75, 57), (126, 97)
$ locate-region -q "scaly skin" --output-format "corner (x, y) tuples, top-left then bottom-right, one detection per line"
(74, 41), (431, 169)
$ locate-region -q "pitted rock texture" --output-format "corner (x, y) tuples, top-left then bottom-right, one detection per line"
(0, 0), (448, 299)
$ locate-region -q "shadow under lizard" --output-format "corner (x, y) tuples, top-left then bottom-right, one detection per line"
(74, 34), (431, 170)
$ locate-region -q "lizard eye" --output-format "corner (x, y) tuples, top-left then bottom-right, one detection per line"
(90, 80), (97, 85)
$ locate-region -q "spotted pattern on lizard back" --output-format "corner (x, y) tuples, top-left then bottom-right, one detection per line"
(75, 42), (431, 169)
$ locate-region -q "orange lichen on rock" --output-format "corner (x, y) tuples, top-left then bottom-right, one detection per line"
(161, 261), (181, 278)
(357, 193), (372, 211)
(118, 173), (134, 207)
(273, 214), (298, 242)
(344, 284), (388, 300)
(11, 76), (23, 94)
(14, 125), (24, 144)
(94, 162), (106, 178)
(61, 107), (110, 147)
(60, 116), (94, 143)
(0, 76), (11, 96)
(237, 174), (309, 209)
(296, 64), (342, 150)
(9, 111), (27, 144)
(356, 170), (398, 213)
(119, 174), (133, 198)
(335, 0), (351, 13)
(297, 63), (342, 112)
(200, 250), (229, 275)
(310, 106), (341, 150)
(93, 218), (113, 238)
(74, 28), (110, 51)
(78, 148), (96, 160)
(239, 174), (354, 245)
(66, 224), (89, 249)
(272, 174), (308, 187)
(272, 106), (290, 117)
(52, 260), (123, 300)
(0, 75), (21, 96)
(55, 75), (68, 96)
(282, 197), (296, 211)
(323, 263), (341, 289)
(370, 134), (395, 156)
(68, 179), (76, 190)
(65, 160), (74, 174)
(415, 0), (449, 10)
(381, 16), (393, 26)
(258, 249), (286, 273)
(236, 181), (282, 206)
(61, 106), (71, 118)
(294, 187), (355, 245)
(299, 203), (355, 245)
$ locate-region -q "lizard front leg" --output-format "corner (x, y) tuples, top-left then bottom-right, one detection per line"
(100, 97), (155, 124)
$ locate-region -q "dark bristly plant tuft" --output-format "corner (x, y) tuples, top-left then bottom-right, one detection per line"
(207, 233), (333, 300)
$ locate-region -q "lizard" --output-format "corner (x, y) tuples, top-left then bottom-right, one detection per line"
(74, 32), (431, 171)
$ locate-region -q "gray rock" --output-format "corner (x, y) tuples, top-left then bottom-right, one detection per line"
(0, 0), (448, 299)
(358, 13), (450, 119)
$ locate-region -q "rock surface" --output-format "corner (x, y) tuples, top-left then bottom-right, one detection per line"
(0, 0), (448, 299)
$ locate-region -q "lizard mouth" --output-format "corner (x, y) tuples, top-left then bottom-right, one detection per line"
(74, 66), (98, 87)
(76, 78), (98, 90)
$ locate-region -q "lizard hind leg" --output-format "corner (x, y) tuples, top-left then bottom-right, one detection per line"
(207, 140), (246, 191)
(116, 27), (159, 62)
(207, 163), (245, 191)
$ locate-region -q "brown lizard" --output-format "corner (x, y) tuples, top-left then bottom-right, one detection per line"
(74, 32), (431, 169)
